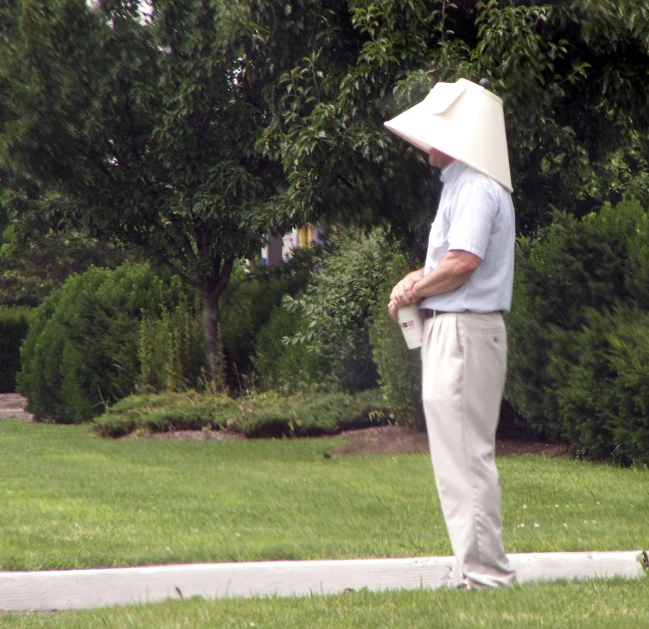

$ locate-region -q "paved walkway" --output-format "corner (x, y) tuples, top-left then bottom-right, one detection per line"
(1, 551), (645, 613)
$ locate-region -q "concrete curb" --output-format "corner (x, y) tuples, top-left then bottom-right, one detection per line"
(1, 551), (645, 613)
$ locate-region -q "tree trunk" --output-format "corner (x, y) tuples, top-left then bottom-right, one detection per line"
(200, 257), (234, 391)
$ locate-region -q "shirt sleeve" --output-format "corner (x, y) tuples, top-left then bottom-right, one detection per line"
(446, 178), (499, 259)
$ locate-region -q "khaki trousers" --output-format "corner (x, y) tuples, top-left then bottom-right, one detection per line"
(421, 312), (516, 588)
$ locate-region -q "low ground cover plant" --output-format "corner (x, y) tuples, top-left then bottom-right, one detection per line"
(93, 389), (388, 438)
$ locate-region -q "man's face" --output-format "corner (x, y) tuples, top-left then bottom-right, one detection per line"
(428, 147), (454, 169)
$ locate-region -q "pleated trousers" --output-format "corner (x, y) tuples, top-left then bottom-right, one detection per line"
(421, 311), (516, 588)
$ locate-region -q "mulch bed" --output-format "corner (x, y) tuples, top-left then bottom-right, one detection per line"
(0, 394), (568, 457)
(330, 424), (569, 457)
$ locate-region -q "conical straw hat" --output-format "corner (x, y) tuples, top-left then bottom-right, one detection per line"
(384, 78), (513, 192)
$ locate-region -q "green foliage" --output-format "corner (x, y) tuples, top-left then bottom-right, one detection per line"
(253, 304), (322, 392)
(608, 313), (649, 466)
(257, 0), (649, 238)
(220, 255), (314, 391)
(0, 306), (30, 393)
(0, 0), (288, 384)
(93, 389), (388, 439)
(506, 199), (649, 463)
(92, 391), (240, 438)
(0, 218), (132, 308)
(17, 263), (192, 423)
(547, 306), (649, 466)
(369, 250), (425, 429)
(233, 389), (387, 438)
(139, 296), (206, 394)
(285, 228), (393, 392)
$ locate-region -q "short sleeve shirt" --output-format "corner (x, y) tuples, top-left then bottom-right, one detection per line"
(420, 161), (515, 313)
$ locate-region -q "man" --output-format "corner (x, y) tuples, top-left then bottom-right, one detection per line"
(384, 78), (517, 590)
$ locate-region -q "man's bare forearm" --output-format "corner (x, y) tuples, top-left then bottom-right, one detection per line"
(388, 250), (481, 320)
(411, 250), (481, 300)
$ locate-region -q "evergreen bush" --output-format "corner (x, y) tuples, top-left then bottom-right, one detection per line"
(506, 199), (649, 463)
(547, 306), (649, 465)
(0, 306), (30, 393)
(607, 311), (649, 465)
(17, 263), (193, 423)
(93, 391), (239, 437)
(93, 389), (388, 439)
(369, 250), (424, 429)
(507, 200), (648, 431)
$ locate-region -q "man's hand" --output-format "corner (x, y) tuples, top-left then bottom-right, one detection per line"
(388, 269), (424, 320)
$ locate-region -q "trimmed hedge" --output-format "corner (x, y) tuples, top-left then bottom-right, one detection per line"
(547, 306), (649, 465)
(17, 263), (194, 423)
(506, 199), (649, 463)
(0, 306), (30, 393)
(93, 389), (388, 438)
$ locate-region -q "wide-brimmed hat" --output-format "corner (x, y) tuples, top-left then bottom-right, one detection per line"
(384, 78), (513, 192)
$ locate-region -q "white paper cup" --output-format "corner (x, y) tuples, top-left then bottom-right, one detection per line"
(398, 306), (423, 349)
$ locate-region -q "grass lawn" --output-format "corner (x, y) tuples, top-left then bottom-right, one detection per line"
(2, 579), (648, 628)
(1, 419), (647, 571)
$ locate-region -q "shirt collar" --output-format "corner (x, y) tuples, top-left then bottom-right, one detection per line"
(440, 160), (467, 186)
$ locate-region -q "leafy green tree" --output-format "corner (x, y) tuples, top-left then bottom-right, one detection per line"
(257, 0), (649, 238)
(0, 226), (131, 308)
(0, 162), (132, 307)
(0, 0), (283, 384)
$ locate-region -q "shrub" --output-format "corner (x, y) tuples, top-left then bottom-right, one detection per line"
(220, 253), (314, 391)
(547, 306), (649, 465)
(369, 250), (425, 429)
(0, 306), (30, 393)
(234, 390), (387, 438)
(17, 263), (193, 423)
(506, 199), (649, 462)
(506, 199), (649, 436)
(284, 228), (392, 392)
(139, 295), (205, 393)
(253, 304), (322, 392)
(93, 389), (388, 438)
(608, 312), (649, 466)
(546, 309), (619, 460)
(93, 391), (240, 437)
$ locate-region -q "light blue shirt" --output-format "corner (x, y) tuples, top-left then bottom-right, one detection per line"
(420, 161), (515, 313)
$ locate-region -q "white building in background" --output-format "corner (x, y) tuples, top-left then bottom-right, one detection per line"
(261, 226), (325, 267)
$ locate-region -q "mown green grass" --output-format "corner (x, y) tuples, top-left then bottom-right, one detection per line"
(0, 419), (647, 572)
(2, 579), (648, 628)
